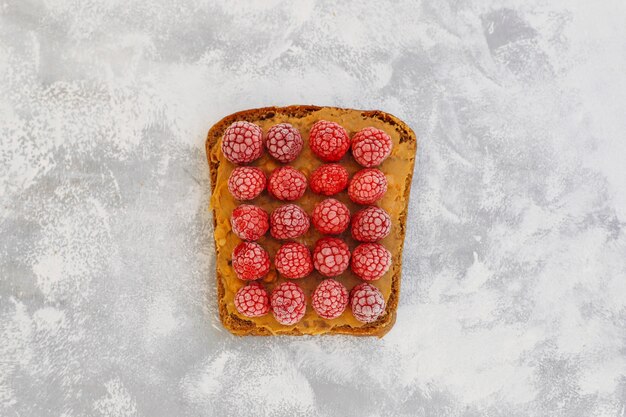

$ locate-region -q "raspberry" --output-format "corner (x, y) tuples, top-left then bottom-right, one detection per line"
(309, 120), (350, 162)
(351, 243), (392, 281)
(270, 204), (310, 239)
(312, 198), (350, 235)
(231, 205), (269, 241)
(312, 279), (348, 319)
(350, 282), (385, 323)
(309, 164), (349, 195)
(221, 121), (264, 164)
(227, 167), (266, 200)
(265, 123), (303, 163)
(312, 237), (350, 277)
(351, 127), (393, 167)
(232, 242), (270, 281)
(351, 206), (391, 242)
(234, 282), (270, 318)
(271, 281), (306, 325)
(348, 168), (388, 205)
(274, 242), (313, 279)
(267, 166), (307, 201)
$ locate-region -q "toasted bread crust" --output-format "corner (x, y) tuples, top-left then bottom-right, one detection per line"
(206, 105), (417, 336)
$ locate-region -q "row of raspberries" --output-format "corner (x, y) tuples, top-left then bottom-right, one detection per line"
(234, 280), (386, 325)
(228, 165), (387, 204)
(222, 120), (392, 167)
(232, 240), (391, 281)
(231, 203), (391, 243)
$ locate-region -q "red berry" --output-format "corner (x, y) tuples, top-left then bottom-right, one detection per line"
(312, 198), (350, 235)
(351, 243), (392, 281)
(234, 282), (270, 317)
(221, 121), (264, 164)
(312, 279), (348, 319)
(232, 242), (270, 280)
(270, 204), (310, 239)
(312, 237), (350, 277)
(265, 123), (303, 163)
(268, 166), (307, 201)
(351, 127), (392, 167)
(350, 282), (385, 323)
(309, 120), (350, 162)
(274, 242), (313, 279)
(309, 164), (349, 195)
(348, 168), (388, 205)
(227, 167), (266, 200)
(231, 205), (269, 241)
(351, 206), (391, 242)
(271, 281), (306, 325)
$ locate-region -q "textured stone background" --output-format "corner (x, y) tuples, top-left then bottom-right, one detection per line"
(1, 1), (625, 416)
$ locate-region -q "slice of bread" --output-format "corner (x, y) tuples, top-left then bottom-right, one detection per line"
(206, 105), (417, 336)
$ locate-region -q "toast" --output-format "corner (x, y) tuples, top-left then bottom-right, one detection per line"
(206, 105), (417, 336)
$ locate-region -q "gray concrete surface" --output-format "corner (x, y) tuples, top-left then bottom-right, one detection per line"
(1, 1), (625, 416)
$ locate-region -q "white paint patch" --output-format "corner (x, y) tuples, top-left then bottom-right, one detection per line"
(32, 253), (65, 300)
(33, 307), (66, 333)
(146, 295), (178, 336)
(191, 352), (231, 398)
(181, 351), (233, 407)
(183, 349), (316, 415)
(388, 304), (538, 404)
(253, 365), (316, 412)
(292, 339), (358, 383)
(458, 252), (492, 293)
(93, 379), (138, 417)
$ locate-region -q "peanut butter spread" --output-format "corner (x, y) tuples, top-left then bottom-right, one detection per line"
(209, 107), (416, 335)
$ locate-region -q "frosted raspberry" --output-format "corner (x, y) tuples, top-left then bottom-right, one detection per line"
(350, 282), (385, 323)
(265, 123), (303, 163)
(274, 242), (313, 279)
(270, 204), (310, 239)
(351, 206), (391, 242)
(221, 121), (264, 164)
(227, 167), (266, 200)
(312, 237), (350, 277)
(309, 120), (350, 162)
(268, 166), (307, 201)
(312, 279), (348, 319)
(234, 282), (270, 318)
(232, 242), (270, 281)
(231, 205), (269, 241)
(348, 168), (388, 205)
(351, 127), (393, 167)
(271, 281), (306, 325)
(351, 243), (392, 281)
(309, 164), (349, 196)
(312, 198), (350, 235)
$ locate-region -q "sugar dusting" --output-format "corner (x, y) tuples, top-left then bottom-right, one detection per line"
(1, 0), (626, 416)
